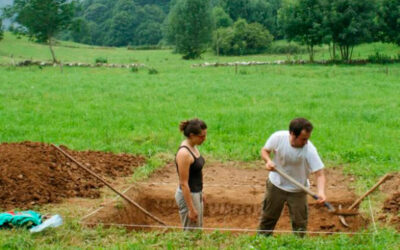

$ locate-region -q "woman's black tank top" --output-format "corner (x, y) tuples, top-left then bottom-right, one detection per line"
(175, 145), (205, 193)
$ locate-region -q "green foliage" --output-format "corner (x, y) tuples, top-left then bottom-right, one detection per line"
(222, 0), (282, 38)
(0, 19), (3, 41)
(367, 52), (399, 64)
(7, 0), (75, 43)
(5, 0), (75, 62)
(212, 6), (233, 28)
(322, 0), (377, 61)
(148, 67), (159, 74)
(267, 41), (307, 54)
(64, 0), (167, 46)
(165, 0), (213, 59)
(135, 22), (163, 46)
(213, 19), (274, 55)
(95, 57), (107, 63)
(69, 17), (92, 44)
(84, 3), (109, 23)
(107, 11), (137, 47)
(279, 0), (325, 62)
(130, 66), (139, 73)
(378, 0), (400, 46)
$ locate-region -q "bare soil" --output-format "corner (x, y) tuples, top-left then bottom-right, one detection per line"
(379, 173), (400, 231)
(0, 142), (145, 210)
(83, 162), (368, 234)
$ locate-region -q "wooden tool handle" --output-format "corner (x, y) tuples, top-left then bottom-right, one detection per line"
(274, 167), (335, 212)
(52, 144), (167, 226)
(274, 167), (317, 197)
(348, 173), (391, 210)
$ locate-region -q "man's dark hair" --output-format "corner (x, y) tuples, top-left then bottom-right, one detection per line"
(289, 118), (313, 137)
(179, 118), (207, 137)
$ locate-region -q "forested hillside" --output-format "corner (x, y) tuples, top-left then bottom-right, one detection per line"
(64, 0), (282, 46)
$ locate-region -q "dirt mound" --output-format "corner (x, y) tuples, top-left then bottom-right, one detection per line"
(0, 141), (145, 210)
(383, 192), (400, 214)
(379, 173), (400, 231)
(382, 192), (400, 231)
(83, 163), (367, 234)
(380, 173), (400, 194)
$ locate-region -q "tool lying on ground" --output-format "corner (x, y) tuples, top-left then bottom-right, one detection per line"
(339, 173), (392, 227)
(52, 144), (167, 226)
(273, 167), (358, 216)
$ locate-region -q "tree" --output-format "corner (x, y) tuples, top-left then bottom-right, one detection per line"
(322, 0), (376, 61)
(221, 0), (282, 38)
(212, 19), (274, 55)
(0, 19), (3, 41)
(6, 0), (75, 63)
(84, 3), (109, 23)
(132, 4), (166, 45)
(107, 11), (137, 46)
(279, 0), (325, 62)
(165, 0), (213, 59)
(135, 21), (163, 45)
(69, 17), (92, 44)
(212, 6), (232, 28)
(378, 0), (400, 46)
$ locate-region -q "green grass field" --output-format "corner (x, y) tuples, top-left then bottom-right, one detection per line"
(1, 32), (399, 248)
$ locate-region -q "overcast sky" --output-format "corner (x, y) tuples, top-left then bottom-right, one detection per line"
(1, 0), (14, 28)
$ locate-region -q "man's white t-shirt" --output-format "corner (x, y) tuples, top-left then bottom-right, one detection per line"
(264, 130), (324, 192)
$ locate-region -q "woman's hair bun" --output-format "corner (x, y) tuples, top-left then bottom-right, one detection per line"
(179, 118), (207, 137)
(179, 120), (190, 132)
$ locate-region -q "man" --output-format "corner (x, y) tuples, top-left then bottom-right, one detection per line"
(258, 118), (326, 237)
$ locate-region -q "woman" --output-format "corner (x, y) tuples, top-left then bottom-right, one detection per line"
(175, 118), (207, 230)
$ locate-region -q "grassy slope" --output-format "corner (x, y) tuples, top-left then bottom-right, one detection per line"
(0, 33), (399, 248)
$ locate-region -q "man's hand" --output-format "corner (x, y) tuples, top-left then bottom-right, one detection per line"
(317, 192), (326, 203)
(188, 208), (198, 222)
(265, 161), (276, 171)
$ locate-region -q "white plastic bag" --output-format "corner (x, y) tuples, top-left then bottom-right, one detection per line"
(29, 214), (63, 233)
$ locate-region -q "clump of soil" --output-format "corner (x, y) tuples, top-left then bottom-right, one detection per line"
(0, 141), (145, 210)
(383, 192), (400, 214)
(382, 192), (400, 231)
(83, 163), (367, 234)
(379, 173), (400, 231)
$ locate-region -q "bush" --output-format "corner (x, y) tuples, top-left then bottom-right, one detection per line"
(127, 45), (172, 50)
(130, 66), (139, 73)
(368, 52), (395, 64)
(95, 57), (107, 63)
(148, 68), (158, 75)
(267, 42), (307, 54)
(212, 19), (273, 56)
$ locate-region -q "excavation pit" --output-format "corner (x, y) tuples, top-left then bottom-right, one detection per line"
(82, 163), (368, 235)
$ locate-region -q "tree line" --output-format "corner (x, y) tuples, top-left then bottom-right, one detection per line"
(1, 0), (399, 61)
(280, 0), (400, 62)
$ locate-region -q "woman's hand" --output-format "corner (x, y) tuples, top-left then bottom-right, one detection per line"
(317, 192), (327, 203)
(188, 208), (198, 222)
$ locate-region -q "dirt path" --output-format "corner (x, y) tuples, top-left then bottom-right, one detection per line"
(83, 162), (368, 234)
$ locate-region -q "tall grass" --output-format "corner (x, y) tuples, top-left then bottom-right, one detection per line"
(1, 64), (399, 179)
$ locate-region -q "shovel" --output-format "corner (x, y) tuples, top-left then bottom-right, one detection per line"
(273, 167), (358, 216)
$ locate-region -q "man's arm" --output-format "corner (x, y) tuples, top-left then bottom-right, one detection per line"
(314, 169), (326, 203)
(261, 148), (276, 171)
